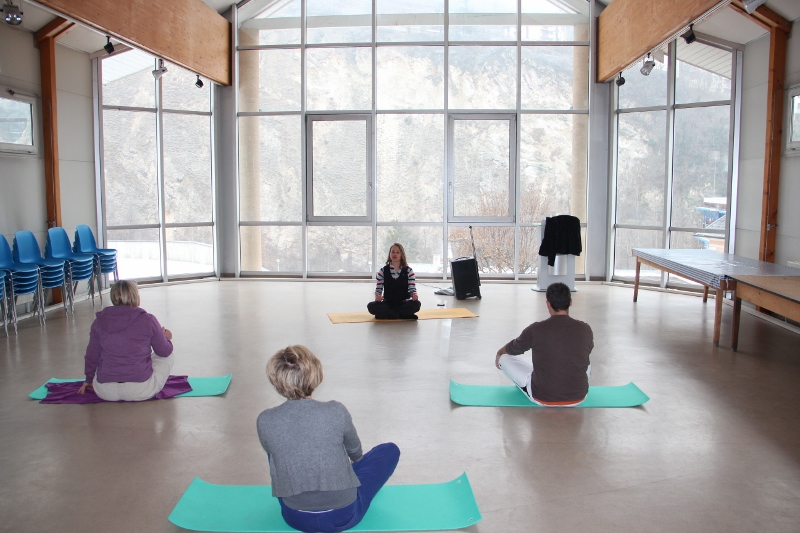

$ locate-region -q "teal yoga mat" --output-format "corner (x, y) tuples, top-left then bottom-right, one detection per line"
(449, 380), (649, 407)
(168, 473), (481, 532)
(28, 374), (232, 400)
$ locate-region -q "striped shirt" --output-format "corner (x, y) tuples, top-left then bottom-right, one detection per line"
(375, 265), (416, 296)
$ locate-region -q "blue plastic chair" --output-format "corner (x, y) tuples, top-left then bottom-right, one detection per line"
(1, 235), (44, 332)
(74, 225), (118, 304)
(13, 230), (69, 319)
(47, 228), (96, 310)
(0, 271), (7, 337)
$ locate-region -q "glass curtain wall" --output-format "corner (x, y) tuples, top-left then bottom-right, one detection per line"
(612, 38), (738, 285)
(238, 0), (590, 278)
(100, 50), (215, 281)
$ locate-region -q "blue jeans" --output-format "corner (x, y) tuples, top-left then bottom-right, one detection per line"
(279, 443), (401, 533)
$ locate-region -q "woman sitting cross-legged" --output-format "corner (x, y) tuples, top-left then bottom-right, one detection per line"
(78, 280), (174, 401)
(257, 345), (400, 533)
(367, 242), (421, 319)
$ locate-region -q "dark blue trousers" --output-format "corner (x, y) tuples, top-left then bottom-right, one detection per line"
(279, 443), (401, 533)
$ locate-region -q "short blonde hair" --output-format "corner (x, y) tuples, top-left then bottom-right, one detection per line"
(267, 345), (323, 400)
(111, 280), (140, 307)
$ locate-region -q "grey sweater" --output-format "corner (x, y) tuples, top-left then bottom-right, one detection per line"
(257, 398), (363, 511)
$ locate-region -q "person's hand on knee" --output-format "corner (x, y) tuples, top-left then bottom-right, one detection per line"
(495, 348), (507, 369)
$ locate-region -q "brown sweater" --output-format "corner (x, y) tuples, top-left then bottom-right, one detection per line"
(504, 314), (594, 403)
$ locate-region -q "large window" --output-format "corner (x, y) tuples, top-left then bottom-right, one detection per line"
(612, 39), (738, 284)
(238, 0), (590, 278)
(99, 50), (214, 281)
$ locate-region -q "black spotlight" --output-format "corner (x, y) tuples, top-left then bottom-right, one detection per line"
(682, 24), (696, 45)
(195, 75), (204, 89)
(104, 36), (114, 55)
(615, 72), (625, 87)
(2, 1), (23, 26)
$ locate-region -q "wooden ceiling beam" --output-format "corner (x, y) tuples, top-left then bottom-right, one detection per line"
(35, 0), (231, 86)
(33, 16), (74, 43)
(597, 0), (729, 83)
(729, 1), (792, 33)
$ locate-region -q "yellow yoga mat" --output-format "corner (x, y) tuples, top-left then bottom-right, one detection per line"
(328, 308), (478, 324)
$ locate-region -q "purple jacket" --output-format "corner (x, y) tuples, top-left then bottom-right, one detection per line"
(84, 306), (173, 384)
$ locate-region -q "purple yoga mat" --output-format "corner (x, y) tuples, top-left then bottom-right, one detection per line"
(40, 375), (193, 404)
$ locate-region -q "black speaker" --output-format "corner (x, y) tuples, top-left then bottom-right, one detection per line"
(450, 257), (481, 300)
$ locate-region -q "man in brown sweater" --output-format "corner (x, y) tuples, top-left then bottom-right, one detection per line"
(495, 282), (593, 406)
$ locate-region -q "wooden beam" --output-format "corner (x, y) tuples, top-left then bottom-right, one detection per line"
(759, 27), (788, 264)
(729, 1), (792, 33)
(35, 0), (231, 86)
(33, 16), (74, 43)
(597, 0), (728, 83)
(39, 34), (63, 304)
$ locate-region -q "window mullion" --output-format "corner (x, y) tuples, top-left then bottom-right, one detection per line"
(662, 40), (677, 288)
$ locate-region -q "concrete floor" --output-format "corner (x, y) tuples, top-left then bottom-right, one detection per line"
(1, 280), (800, 533)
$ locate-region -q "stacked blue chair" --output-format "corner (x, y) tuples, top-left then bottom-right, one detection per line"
(74, 225), (117, 305)
(13, 230), (69, 320)
(1, 235), (44, 333)
(0, 270), (7, 336)
(46, 228), (96, 311)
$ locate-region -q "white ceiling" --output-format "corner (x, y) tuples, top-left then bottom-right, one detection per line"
(7, 0), (800, 56)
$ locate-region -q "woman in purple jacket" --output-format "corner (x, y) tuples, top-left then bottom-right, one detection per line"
(77, 280), (174, 401)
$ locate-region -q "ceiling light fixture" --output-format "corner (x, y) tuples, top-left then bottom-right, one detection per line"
(152, 59), (167, 80)
(682, 24), (696, 45)
(640, 53), (655, 76)
(742, 0), (767, 14)
(195, 74), (204, 89)
(104, 36), (114, 55)
(615, 72), (625, 87)
(2, 1), (23, 26)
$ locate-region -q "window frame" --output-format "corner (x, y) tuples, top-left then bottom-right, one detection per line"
(305, 113), (374, 224)
(0, 89), (38, 155)
(786, 84), (800, 155)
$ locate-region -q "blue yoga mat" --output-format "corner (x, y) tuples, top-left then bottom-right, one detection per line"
(449, 380), (649, 407)
(28, 374), (232, 400)
(169, 473), (481, 532)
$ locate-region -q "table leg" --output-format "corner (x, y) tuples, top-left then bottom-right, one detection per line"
(713, 281), (726, 347)
(732, 290), (742, 352)
(633, 259), (641, 302)
(702, 285), (709, 303)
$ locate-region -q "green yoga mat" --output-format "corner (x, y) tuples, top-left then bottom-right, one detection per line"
(449, 380), (649, 408)
(28, 374), (232, 400)
(168, 472), (481, 532)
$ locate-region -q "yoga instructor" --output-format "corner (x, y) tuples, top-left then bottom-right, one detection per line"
(78, 280), (174, 401)
(257, 345), (400, 533)
(367, 243), (421, 319)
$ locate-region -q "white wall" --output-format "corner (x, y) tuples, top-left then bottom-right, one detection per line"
(0, 24), (96, 256)
(736, 21), (800, 266)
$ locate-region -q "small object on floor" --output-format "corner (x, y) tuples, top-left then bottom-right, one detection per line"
(328, 308), (478, 324)
(168, 472), (481, 532)
(29, 374), (232, 403)
(434, 287), (455, 296)
(437, 302), (446, 306)
(449, 380), (649, 408)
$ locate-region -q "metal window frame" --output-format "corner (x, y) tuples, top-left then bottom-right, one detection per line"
(609, 35), (742, 284)
(96, 51), (217, 282)
(236, 0), (592, 279)
(305, 113), (374, 224)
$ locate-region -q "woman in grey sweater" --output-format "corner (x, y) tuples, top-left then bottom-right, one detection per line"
(257, 345), (400, 533)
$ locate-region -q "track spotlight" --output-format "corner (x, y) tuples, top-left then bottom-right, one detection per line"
(2, 1), (23, 26)
(615, 72), (625, 87)
(104, 36), (114, 55)
(640, 53), (655, 76)
(742, 0), (767, 14)
(682, 24), (696, 45)
(152, 59), (168, 80)
(195, 75), (204, 89)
